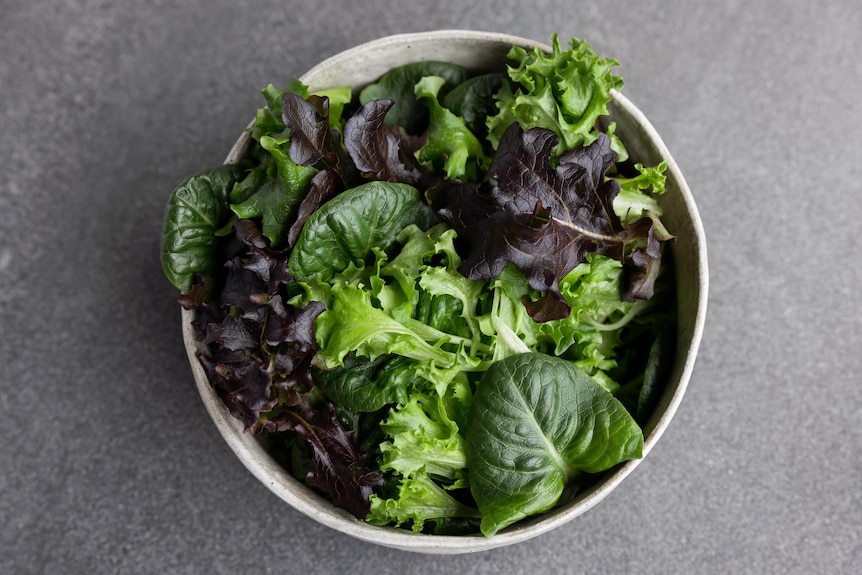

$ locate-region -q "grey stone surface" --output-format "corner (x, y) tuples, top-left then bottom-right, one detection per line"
(2, 0), (860, 573)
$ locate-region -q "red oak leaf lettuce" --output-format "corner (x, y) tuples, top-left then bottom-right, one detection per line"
(343, 99), (440, 190)
(435, 123), (672, 321)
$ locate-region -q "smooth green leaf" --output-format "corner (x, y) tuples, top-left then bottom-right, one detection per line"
(467, 352), (643, 537)
(288, 181), (438, 282)
(441, 72), (506, 140)
(161, 164), (243, 292)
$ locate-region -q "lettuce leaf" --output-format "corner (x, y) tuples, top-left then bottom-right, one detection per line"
(378, 392), (468, 485)
(315, 282), (458, 369)
(414, 76), (487, 180)
(229, 134), (318, 247)
(342, 99), (438, 190)
(435, 123), (674, 321)
(611, 161), (667, 223)
(487, 33), (624, 156)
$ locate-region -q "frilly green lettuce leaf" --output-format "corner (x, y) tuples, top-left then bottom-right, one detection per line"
(378, 392), (468, 485)
(315, 282), (457, 369)
(611, 161), (667, 223)
(229, 134), (318, 247)
(367, 472), (478, 533)
(487, 33), (624, 156)
(414, 76), (488, 180)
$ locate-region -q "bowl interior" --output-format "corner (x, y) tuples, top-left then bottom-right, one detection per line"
(183, 30), (708, 554)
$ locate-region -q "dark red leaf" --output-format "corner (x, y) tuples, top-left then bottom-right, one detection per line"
(435, 123), (671, 321)
(274, 402), (383, 518)
(263, 295), (325, 351)
(282, 93), (331, 167)
(199, 352), (275, 430)
(286, 169), (343, 247)
(205, 315), (260, 352)
(343, 99), (441, 190)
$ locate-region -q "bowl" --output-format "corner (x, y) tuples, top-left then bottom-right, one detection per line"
(180, 30), (708, 554)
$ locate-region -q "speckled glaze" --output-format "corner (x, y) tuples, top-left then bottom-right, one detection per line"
(181, 30), (708, 554)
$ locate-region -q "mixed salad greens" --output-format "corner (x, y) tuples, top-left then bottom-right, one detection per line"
(161, 34), (675, 537)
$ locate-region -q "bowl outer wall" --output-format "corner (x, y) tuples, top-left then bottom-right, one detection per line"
(180, 30), (708, 554)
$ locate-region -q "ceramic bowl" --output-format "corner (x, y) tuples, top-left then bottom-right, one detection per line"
(181, 30), (708, 554)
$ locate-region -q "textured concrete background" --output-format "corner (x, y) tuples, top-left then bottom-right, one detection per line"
(2, 1), (860, 573)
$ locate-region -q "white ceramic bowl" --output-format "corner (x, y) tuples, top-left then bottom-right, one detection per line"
(181, 30), (708, 554)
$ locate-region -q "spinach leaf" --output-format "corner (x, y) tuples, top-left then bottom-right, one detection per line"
(358, 61), (468, 134)
(467, 352), (643, 537)
(441, 72), (505, 142)
(637, 322), (675, 424)
(161, 164), (243, 292)
(288, 181), (438, 282)
(312, 354), (422, 413)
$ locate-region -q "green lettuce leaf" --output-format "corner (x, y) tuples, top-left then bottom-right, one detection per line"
(315, 282), (457, 369)
(611, 161), (667, 223)
(487, 33), (624, 155)
(367, 472), (478, 533)
(537, 253), (644, 392)
(378, 392), (468, 485)
(252, 79), (310, 141)
(229, 134), (318, 247)
(414, 76), (487, 180)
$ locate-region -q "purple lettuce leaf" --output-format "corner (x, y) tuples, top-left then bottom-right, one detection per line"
(270, 401), (384, 519)
(343, 99), (442, 191)
(435, 123), (673, 321)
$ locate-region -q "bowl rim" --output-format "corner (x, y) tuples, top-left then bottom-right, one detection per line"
(182, 29), (709, 554)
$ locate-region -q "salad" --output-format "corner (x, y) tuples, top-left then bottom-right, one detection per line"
(161, 33), (675, 538)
